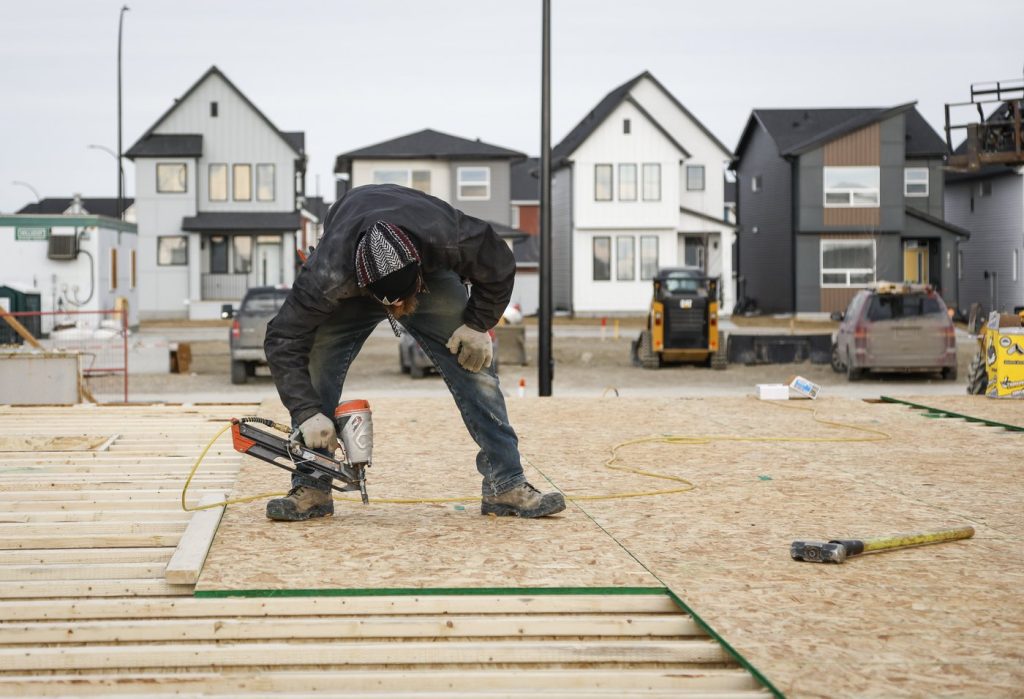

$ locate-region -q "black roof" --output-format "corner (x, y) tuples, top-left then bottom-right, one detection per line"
(300, 195), (331, 221)
(735, 103), (947, 163)
(334, 129), (524, 172)
(181, 211), (302, 232)
(127, 66), (304, 159)
(125, 134), (202, 159)
(511, 157), (539, 201)
(512, 234), (540, 266)
(552, 71), (731, 165)
(17, 197), (135, 218)
(905, 206), (970, 238)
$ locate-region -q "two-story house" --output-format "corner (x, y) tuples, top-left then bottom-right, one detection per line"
(550, 72), (736, 316)
(126, 66), (316, 320)
(733, 104), (970, 316)
(945, 101), (1024, 315)
(334, 128), (539, 313)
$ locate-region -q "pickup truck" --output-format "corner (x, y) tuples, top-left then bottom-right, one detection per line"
(223, 286), (289, 384)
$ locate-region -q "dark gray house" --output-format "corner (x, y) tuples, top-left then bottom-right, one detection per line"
(733, 103), (970, 315)
(944, 102), (1024, 315)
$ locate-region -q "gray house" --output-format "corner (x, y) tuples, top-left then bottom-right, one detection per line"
(733, 103), (970, 315)
(126, 66), (318, 320)
(945, 102), (1024, 315)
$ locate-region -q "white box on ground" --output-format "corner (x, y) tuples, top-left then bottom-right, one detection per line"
(756, 384), (790, 401)
(788, 375), (821, 399)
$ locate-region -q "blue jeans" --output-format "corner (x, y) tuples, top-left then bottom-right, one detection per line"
(294, 270), (527, 497)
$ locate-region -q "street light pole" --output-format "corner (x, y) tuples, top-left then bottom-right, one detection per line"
(117, 5), (130, 221)
(11, 181), (42, 204)
(87, 145), (125, 212)
(538, 0), (553, 396)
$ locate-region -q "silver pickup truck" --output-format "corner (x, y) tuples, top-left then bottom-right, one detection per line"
(223, 286), (289, 384)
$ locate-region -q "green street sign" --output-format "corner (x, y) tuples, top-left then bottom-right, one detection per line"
(16, 227), (50, 241)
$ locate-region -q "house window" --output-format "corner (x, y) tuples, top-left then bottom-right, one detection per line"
(210, 101), (218, 117)
(209, 236), (229, 274)
(751, 175), (762, 192)
(979, 180), (992, 197)
(411, 170), (431, 193)
(642, 163), (661, 201)
(640, 236), (659, 280)
(823, 166), (880, 207)
(130, 249), (137, 289)
(618, 164), (637, 201)
(372, 169), (431, 194)
(156, 163), (187, 193)
(820, 239), (876, 287)
(616, 236), (635, 281)
(209, 164), (228, 202)
(593, 236), (611, 281)
(595, 164), (613, 201)
(233, 164), (252, 201)
(686, 165), (705, 191)
(109, 248), (118, 291)
(157, 236), (188, 266)
(457, 167), (490, 200)
(904, 167), (929, 197)
(256, 164), (275, 201)
(623, 119), (631, 134)
(233, 236), (253, 274)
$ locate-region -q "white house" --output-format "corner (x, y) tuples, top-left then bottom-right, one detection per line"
(551, 72), (736, 316)
(126, 66), (319, 320)
(0, 213), (139, 333)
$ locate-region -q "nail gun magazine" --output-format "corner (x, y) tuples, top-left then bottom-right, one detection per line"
(230, 400), (373, 503)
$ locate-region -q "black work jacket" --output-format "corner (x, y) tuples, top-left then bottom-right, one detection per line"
(264, 184), (515, 424)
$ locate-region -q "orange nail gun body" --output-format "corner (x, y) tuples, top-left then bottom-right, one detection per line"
(230, 400), (373, 504)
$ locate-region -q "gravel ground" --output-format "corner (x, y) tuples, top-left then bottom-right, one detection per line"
(100, 323), (978, 403)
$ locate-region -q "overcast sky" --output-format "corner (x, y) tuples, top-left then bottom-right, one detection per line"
(1, 0), (1019, 213)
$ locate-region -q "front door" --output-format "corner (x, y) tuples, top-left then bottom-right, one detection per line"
(677, 235), (706, 271)
(903, 241), (928, 284)
(256, 239), (282, 287)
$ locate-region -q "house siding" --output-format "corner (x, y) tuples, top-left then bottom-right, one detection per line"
(552, 165), (573, 311)
(448, 160), (512, 226)
(902, 214), (961, 308)
(736, 124), (793, 313)
(905, 157), (945, 219)
(946, 172), (1024, 313)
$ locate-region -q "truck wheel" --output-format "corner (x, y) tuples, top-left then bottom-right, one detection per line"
(245, 362), (257, 377)
(410, 364), (426, 379)
(846, 352), (864, 382)
(710, 346), (728, 370)
(966, 351), (988, 395)
(636, 330), (660, 369)
(830, 344), (845, 373)
(230, 360), (247, 385)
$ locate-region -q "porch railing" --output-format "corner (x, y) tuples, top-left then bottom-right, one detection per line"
(201, 273), (250, 300)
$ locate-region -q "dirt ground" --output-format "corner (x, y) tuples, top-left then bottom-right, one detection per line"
(105, 324), (978, 402)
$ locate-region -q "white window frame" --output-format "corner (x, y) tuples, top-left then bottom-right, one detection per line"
(256, 163), (276, 202)
(618, 164), (637, 201)
(593, 236), (611, 281)
(640, 235), (659, 280)
(904, 167), (929, 197)
(615, 236), (635, 281)
(686, 165), (705, 191)
(823, 166), (879, 208)
(820, 239), (876, 288)
(156, 162), (187, 193)
(595, 164), (613, 201)
(457, 166), (490, 201)
(641, 163), (661, 201)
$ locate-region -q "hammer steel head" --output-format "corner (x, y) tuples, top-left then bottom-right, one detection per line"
(791, 540), (847, 564)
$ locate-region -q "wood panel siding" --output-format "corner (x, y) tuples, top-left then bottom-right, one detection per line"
(824, 123), (880, 166)
(820, 286), (860, 313)
(824, 207), (881, 227)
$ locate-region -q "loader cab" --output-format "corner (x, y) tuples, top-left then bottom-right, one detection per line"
(633, 268), (726, 369)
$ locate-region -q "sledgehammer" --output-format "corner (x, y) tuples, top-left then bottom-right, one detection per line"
(790, 525), (974, 564)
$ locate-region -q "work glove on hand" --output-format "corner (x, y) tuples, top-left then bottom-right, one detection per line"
(298, 413), (339, 451)
(446, 324), (492, 373)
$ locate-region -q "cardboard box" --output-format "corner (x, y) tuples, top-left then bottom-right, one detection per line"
(756, 384), (789, 400)
(788, 375), (821, 400)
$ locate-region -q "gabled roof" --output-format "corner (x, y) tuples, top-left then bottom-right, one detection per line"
(181, 211), (302, 232)
(905, 206), (970, 237)
(334, 129), (524, 172)
(300, 195), (331, 222)
(127, 66), (304, 159)
(734, 104), (947, 163)
(680, 206), (738, 230)
(552, 71), (730, 165)
(125, 134), (202, 159)
(511, 157), (539, 201)
(17, 197), (134, 218)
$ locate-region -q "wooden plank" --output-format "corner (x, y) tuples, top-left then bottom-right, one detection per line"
(0, 510), (192, 523)
(1, 500), (191, 511)
(0, 639), (728, 671)
(0, 522), (187, 536)
(0, 548), (171, 565)
(0, 669), (762, 696)
(0, 579), (192, 599)
(165, 493), (225, 584)
(0, 614), (699, 644)
(0, 562), (167, 582)
(0, 594), (679, 621)
(0, 534), (184, 550)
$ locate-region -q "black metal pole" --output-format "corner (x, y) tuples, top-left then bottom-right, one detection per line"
(117, 5), (129, 220)
(538, 0), (553, 396)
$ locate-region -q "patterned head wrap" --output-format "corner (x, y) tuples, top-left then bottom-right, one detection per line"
(354, 220), (424, 336)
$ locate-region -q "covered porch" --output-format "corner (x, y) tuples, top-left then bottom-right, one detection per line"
(678, 207), (737, 317)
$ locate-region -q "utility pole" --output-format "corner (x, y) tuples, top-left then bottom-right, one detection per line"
(538, 0), (553, 396)
(117, 5), (130, 220)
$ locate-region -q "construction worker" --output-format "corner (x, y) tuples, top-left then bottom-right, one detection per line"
(263, 183), (565, 521)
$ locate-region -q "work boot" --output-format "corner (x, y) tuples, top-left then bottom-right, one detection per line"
(266, 485), (334, 521)
(481, 482), (565, 518)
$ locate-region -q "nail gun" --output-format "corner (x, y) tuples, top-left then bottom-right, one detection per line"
(230, 399), (373, 504)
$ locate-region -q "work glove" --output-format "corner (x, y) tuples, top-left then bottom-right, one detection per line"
(446, 324), (492, 373)
(298, 413), (339, 451)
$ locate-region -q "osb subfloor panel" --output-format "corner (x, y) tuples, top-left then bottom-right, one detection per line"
(890, 394), (1024, 428)
(200, 396), (1024, 698)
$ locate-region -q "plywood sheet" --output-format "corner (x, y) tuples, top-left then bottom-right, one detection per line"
(0, 435), (111, 452)
(200, 396), (1023, 697)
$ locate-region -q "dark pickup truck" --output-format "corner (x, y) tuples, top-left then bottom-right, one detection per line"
(223, 286), (289, 384)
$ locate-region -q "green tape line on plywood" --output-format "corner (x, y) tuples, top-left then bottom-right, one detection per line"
(879, 396), (1024, 432)
(194, 586), (667, 598)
